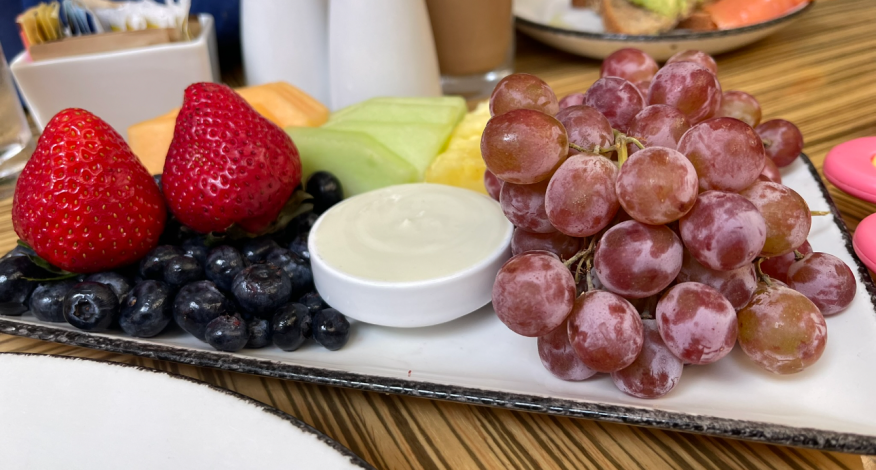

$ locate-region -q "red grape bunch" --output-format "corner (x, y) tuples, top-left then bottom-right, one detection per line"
(483, 49), (857, 399)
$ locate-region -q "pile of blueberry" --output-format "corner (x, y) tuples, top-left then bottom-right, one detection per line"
(0, 171), (350, 354)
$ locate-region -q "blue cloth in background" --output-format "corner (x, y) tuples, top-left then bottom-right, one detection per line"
(1, 0), (241, 71)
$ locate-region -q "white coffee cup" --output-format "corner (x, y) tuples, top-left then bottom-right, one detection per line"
(240, 0), (330, 106)
(328, 0), (442, 111)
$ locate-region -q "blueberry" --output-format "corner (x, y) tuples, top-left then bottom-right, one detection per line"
(119, 280), (173, 338)
(231, 264), (292, 318)
(266, 248), (313, 298)
(85, 272), (132, 303)
(288, 232), (310, 261)
(139, 245), (184, 280)
(306, 171), (344, 214)
(241, 237), (280, 264)
(205, 313), (248, 352)
(181, 236), (210, 266)
(153, 174), (163, 192)
(313, 308), (351, 351)
(2, 244), (36, 261)
(292, 211), (319, 233)
(173, 280), (233, 341)
(205, 245), (246, 291)
(246, 317), (272, 349)
(29, 280), (77, 322)
(163, 255), (204, 288)
(299, 291), (328, 315)
(63, 282), (119, 331)
(276, 211), (318, 245)
(272, 303), (312, 351)
(0, 256), (45, 316)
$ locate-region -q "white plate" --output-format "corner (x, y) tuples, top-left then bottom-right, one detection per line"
(1, 154), (875, 453)
(514, 0), (814, 60)
(0, 353), (372, 470)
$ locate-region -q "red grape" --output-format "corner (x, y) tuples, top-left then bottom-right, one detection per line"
(648, 62), (721, 124)
(787, 252), (857, 316)
(656, 282), (738, 364)
(568, 290), (644, 373)
(500, 180), (555, 233)
(616, 147), (698, 225)
(545, 155), (620, 237)
(666, 50), (718, 75)
(679, 191), (766, 271)
(739, 181), (811, 257)
(677, 117), (765, 192)
(756, 119), (804, 167)
(627, 105), (691, 151)
(555, 105), (614, 155)
(481, 109), (569, 184)
(559, 93), (585, 110)
(583, 77), (645, 132)
(600, 48), (659, 89)
(716, 90), (762, 127)
(490, 73), (560, 117)
(759, 155), (782, 184)
(511, 228), (582, 259)
(737, 284), (827, 374)
(611, 319), (683, 399)
(760, 240), (812, 283)
(676, 250), (757, 310)
(594, 221), (683, 298)
(538, 320), (598, 381)
(492, 252), (576, 337)
(484, 169), (503, 201)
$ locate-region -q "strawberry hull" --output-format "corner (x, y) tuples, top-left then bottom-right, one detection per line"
(12, 109), (166, 273)
(162, 83), (302, 234)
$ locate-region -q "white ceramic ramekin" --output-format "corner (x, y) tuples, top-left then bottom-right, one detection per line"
(309, 185), (512, 328)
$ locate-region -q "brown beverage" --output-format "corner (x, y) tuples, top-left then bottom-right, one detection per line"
(425, 0), (513, 77)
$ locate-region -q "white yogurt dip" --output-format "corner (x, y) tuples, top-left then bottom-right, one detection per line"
(313, 183), (510, 283)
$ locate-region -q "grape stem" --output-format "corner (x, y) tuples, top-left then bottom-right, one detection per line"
(565, 235), (598, 272)
(610, 129), (646, 166)
(794, 250), (806, 261)
(762, 138), (773, 148)
(754, 258), (773, 286)
(811, 211), (830, 216)
(585, 257), (594, 292)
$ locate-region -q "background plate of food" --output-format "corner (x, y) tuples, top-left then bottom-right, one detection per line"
(514, 0), (813, 60)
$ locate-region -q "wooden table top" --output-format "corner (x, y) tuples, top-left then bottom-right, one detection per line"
(2, 0), (875, 468)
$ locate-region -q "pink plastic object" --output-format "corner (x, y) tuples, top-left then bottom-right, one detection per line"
(824, 137), (876, 272)
(824, 137), (876, 203)
(854, 214), (876, 272)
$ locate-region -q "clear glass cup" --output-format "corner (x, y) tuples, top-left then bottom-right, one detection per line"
(425, 0), (514, 100)
(0, 42), (34, 199)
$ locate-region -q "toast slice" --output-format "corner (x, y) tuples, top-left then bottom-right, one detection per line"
(601, 0), (678, 34)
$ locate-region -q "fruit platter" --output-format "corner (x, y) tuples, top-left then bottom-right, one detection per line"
(2, 48), (876, 454)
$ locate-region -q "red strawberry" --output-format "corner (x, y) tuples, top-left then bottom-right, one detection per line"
(12, 109), (166, 273)
(162, 83), (301, 234)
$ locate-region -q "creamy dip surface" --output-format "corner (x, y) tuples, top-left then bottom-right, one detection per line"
(313, 183), (511, 283)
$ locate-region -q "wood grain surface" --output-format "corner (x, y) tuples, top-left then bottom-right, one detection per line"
(2, 0), (875, 468)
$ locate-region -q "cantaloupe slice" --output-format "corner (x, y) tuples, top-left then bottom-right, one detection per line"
(285, 127), (418, 196)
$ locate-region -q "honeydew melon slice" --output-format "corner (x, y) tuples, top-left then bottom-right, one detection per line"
(323, 121), (454, 177)
(285, 127), (418, 196)
(328, 97), (466, 126)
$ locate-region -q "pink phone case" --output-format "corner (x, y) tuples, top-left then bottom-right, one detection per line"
(824, 137), (876, 271)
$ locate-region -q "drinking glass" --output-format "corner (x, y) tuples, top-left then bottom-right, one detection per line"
(425, 0), (515, 100)
(0, 42), (34, 199)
